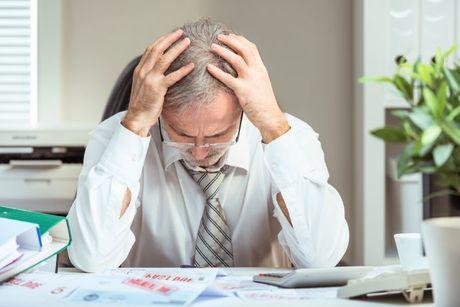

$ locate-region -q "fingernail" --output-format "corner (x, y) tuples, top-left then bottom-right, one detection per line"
(184, 37), (190, 43)
(217, 34), (224, 40)
(176, 29), (183, 34)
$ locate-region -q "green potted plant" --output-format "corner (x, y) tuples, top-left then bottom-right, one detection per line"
(361, 47), (460, 307)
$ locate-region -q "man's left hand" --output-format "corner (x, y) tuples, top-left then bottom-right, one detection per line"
(207, 33), (290, 143)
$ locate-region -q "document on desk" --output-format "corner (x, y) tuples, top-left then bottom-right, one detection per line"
(0, 269), (217, 306)
(236, 287), (339, 301)
(0, 268), (340, 306)
(0, 271), (86, 301)
(210, 275), (278, 293)
(65, 276), (208, 306)
(99, 267), (219, 284)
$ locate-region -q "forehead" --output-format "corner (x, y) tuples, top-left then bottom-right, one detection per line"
(163, 91), (240, 132)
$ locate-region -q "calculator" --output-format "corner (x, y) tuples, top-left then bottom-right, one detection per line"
(253, 266), (374, 288)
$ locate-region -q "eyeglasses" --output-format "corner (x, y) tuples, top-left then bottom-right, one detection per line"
(158, 112), (244, 150)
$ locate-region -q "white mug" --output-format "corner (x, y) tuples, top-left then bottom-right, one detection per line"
(394, 233), (428, 270)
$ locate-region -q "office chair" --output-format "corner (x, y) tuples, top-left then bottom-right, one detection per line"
(101, 55), (142, 121)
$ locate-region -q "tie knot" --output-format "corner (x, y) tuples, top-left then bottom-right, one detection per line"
(180, 160), (229, 200)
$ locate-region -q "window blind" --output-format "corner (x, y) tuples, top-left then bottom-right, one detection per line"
(0, 0), (36, 126)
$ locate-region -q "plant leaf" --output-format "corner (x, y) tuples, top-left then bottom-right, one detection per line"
(393, 75), (413, 100)
(423, 87), (441, 119)
(417, 64), (434, 87)
(397, 143), (415, 178)
(408, 107), (434, 130)
(433, 143), (454, 167)
(436, 81), (448, 116)
(392, 109), (410, 119)
(443, 67), (460, 93)
(443, 44), (457, 58)
(358, 76), (393, 84)
(447, 105), (460, 121)
(371, 127), (407, 143)
(442, 121), (460, 145)
(403, 121), (418, 139)
(421, 125), (442, 146)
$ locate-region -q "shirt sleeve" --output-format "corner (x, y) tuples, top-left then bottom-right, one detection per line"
(262, 113), (349, 268)
(67, 114), (150, 272)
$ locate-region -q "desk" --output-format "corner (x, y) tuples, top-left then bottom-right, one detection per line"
(0, 267), (433, 307)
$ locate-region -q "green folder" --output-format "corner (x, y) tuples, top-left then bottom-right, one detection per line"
(0, 206), (72, 283)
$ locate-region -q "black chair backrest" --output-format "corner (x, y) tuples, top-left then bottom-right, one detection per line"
(101, 55), (142, 122)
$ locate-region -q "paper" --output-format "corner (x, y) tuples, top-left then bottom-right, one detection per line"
(100, 267), (219, 284)
(362, 265), (402, 279)
(0, 270), (213, 306)
(0, 268), (341, 306)
(0, 250), (22, 270)
(0, 271), (84, 300)
(210, 275), (277, 293)
(65, 275), (208, 306)
(236, 287), (339, 301)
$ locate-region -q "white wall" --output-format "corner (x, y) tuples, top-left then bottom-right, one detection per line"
(39, 0), (354, 263)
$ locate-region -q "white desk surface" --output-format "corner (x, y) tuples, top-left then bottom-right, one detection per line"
(1, 267), (434, 307)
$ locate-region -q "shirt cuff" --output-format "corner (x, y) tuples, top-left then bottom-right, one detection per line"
(99, 122), (151, 186)
(262, 126), (324, 190)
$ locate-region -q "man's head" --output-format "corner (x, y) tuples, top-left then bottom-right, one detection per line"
(161, 19), (242, 168)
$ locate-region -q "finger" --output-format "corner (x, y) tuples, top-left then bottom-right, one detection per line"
(164, 62), (195, 87)
(210, 43), (247, 74)
(232, 34), (262, 58)
(141, 29), (184, 74)
(155, 37), (191, 73)
(207, 63), (239, 89)
(136, 34), (168, 74)
(217, 33), (256, 65)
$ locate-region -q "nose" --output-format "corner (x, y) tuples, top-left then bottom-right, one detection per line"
(191, 146), (209, 161)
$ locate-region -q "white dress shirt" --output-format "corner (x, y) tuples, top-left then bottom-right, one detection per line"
(67, 111), (349, 272)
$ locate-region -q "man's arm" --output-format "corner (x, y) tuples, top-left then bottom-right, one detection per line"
(262, 114), (349, 268)
(67, 116), (150, 272)
(276, 193), (292, 226)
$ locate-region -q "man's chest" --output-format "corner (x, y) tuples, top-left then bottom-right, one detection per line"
(137, 160), (274, 236)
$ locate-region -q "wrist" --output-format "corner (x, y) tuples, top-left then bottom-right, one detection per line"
(122, 114), (153, 137)
(259, 115), (290, 144)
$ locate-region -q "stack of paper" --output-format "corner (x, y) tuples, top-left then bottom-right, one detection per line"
(0, 218), (42, 273)
(0, 238), (21, 270)
(0, 206), (71, 283)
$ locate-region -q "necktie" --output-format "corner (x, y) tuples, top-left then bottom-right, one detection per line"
(180, 160), (234, 267)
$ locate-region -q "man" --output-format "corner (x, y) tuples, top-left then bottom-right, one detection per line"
(67, 19), (349, 272)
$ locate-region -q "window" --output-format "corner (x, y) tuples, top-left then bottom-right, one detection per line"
(0, 0), (37, 127)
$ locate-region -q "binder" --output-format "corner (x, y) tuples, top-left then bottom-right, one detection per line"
(0, 206), (71, 283)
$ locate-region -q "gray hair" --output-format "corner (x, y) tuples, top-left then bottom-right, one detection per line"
(164, 18), (238, 113)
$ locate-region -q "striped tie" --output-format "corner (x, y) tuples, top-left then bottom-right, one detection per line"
(180, 160), (234, 267)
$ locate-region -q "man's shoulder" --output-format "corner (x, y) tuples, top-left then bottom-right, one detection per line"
(245, 112), (318, 140)
(283, 113), (318, 136)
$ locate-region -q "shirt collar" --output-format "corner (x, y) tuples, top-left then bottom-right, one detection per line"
(160, 114), (250, 173)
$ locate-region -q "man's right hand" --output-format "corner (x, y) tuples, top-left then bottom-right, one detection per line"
(122, 29), (194, 137)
